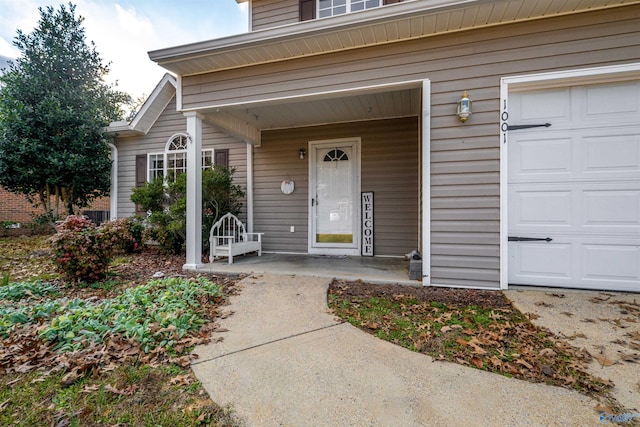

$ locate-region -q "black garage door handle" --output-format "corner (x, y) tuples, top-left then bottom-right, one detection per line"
(508, 236), (552, 242)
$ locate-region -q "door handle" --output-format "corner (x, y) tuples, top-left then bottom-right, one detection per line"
(508, 236), (552, 242)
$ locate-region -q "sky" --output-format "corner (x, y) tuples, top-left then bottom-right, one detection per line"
(0, 0), (248, 100)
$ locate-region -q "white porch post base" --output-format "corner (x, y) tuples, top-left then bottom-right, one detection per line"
(184, 112), (204, 269)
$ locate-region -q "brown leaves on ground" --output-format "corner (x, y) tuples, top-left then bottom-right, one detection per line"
(0, 240), (237, 383)
(328, 279), (611, 397)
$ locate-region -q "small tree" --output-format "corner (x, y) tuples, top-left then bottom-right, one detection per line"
(0, 3), (130, 221)
(131, 167), (245, 254)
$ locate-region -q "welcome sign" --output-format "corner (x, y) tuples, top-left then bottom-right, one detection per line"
(362, 192), (374, 256)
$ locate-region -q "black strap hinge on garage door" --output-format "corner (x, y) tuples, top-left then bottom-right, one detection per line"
(506, 123), (552, 131)
(508, 236), (553, 242)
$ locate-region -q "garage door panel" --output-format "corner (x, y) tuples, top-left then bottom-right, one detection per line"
(512, 137), (572, 177)
(509, 241), (575, 287)
(508, 81), (640, 291)
(517, 88), (571, 123)
(509, 189), (572, 227)
(582, 244), (640, 283)
(583, 189), (640, 228)
(584, 82), (640, 122)
(582, 133), (640, 176)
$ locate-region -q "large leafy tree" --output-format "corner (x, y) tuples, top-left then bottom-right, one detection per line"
(0, 3), (130, 220)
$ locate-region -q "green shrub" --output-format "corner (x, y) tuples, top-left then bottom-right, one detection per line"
(130, 167), (245, 254)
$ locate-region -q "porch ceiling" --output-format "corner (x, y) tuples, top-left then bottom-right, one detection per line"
(201, 84), (422, 134)
(198, 81), (422, 145)
(149, 0), (640, 76)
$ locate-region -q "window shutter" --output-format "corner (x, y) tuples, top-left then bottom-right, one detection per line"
(300, 0), (315, 21)
(215, 149), (229, 168)
(135, 154), (147, 215)
(383, 0), (403, 4)
(135, 155), (147, 186)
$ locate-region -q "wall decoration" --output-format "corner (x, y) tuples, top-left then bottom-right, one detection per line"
(281, 179), (295, 195)
(362, 192), (374, 256)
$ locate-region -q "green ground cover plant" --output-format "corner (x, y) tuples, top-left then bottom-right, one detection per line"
(0, 235), (243, 426)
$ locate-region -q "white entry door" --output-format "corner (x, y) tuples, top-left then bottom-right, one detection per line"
(508, 81), (640, 291)
(309, 139), (360, 255)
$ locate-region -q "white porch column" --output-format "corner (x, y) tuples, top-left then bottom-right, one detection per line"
(246, 143), (254, 233)
(107, 143), (118, 220)
(421, 79), (431, 285)
(184, 112), (204, 269)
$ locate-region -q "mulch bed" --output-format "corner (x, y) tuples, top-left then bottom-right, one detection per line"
(329, 279), (512, 308)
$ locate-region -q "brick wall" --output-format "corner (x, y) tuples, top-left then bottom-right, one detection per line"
(0, 186), (110, 224)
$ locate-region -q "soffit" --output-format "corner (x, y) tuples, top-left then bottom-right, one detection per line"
(203, 86), (422, 131)
(149, 0), (640, 76)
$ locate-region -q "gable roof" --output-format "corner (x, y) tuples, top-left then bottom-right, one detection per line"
(149, 0), (639, 76)
(106, 73), (177, 137)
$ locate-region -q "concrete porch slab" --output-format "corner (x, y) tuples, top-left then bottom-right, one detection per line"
(193, 253), (421, 286)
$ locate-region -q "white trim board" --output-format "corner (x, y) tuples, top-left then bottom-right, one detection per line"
(421, 79), (431, 286)
(499, 62), (640, 290)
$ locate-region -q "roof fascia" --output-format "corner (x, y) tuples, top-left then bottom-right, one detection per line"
(128, 73), (177, 133)
(148, 0), (479, 64)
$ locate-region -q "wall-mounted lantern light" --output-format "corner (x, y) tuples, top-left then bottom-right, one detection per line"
(456, 90), (472, 123)
(299, 148), (306, 159)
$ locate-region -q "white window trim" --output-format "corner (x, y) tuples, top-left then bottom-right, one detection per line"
(147, 152), (164, 182)
(147, 149), (216, 183)
(317, 0), (381, 18)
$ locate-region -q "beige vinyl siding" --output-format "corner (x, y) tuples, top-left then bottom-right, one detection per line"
(252, 0), (299, 31)
(115, 96), (248, 219)
(181, 6), (640, 288)
(256, 117), (418, 255)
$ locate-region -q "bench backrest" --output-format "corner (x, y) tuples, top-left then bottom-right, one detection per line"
(210, 213), (247, 242)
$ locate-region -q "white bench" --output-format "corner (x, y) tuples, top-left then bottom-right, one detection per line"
(209, 213), (263, 264)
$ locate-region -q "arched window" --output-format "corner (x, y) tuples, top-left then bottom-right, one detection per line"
(147, 133), (216, 182)
(165, 134), (188, 181)
(323, 148), (350, 162)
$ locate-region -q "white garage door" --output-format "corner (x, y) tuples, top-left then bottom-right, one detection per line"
(508, 81), (640, 291)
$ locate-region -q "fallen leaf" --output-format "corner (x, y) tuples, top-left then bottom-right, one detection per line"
(0, 399), (9, 412)
(619, 353), (640, 363)
(489, 356), (502, 368)
(541, 365), (554, 376)
(562, 332), (587, 340)
(626, 331), (640, 340)
(539, 348), (557, 358)
(535, 301), (553, 307)
(546, 293), (565, 298)
(516, 359), (533, 370)
(5, 378), (21, 386)
(595, 403), (614, 414)
(456, 338), (468, 347)
(81, 384), (100, 393)
(470, 357), (483, 369)
(61, 370), (82, 387)
(169, 374), (193, 386)
(104, 384), (138, 396)
(593, 353), (616, 367)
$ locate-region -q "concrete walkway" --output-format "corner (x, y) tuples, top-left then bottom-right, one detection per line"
(191, 274), (603, 426)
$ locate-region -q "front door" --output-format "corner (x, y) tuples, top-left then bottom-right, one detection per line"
(309, 138), (360, 255)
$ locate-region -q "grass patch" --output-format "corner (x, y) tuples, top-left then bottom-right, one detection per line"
(328, 283), (612, 398)
(0, 366), (242, 426)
